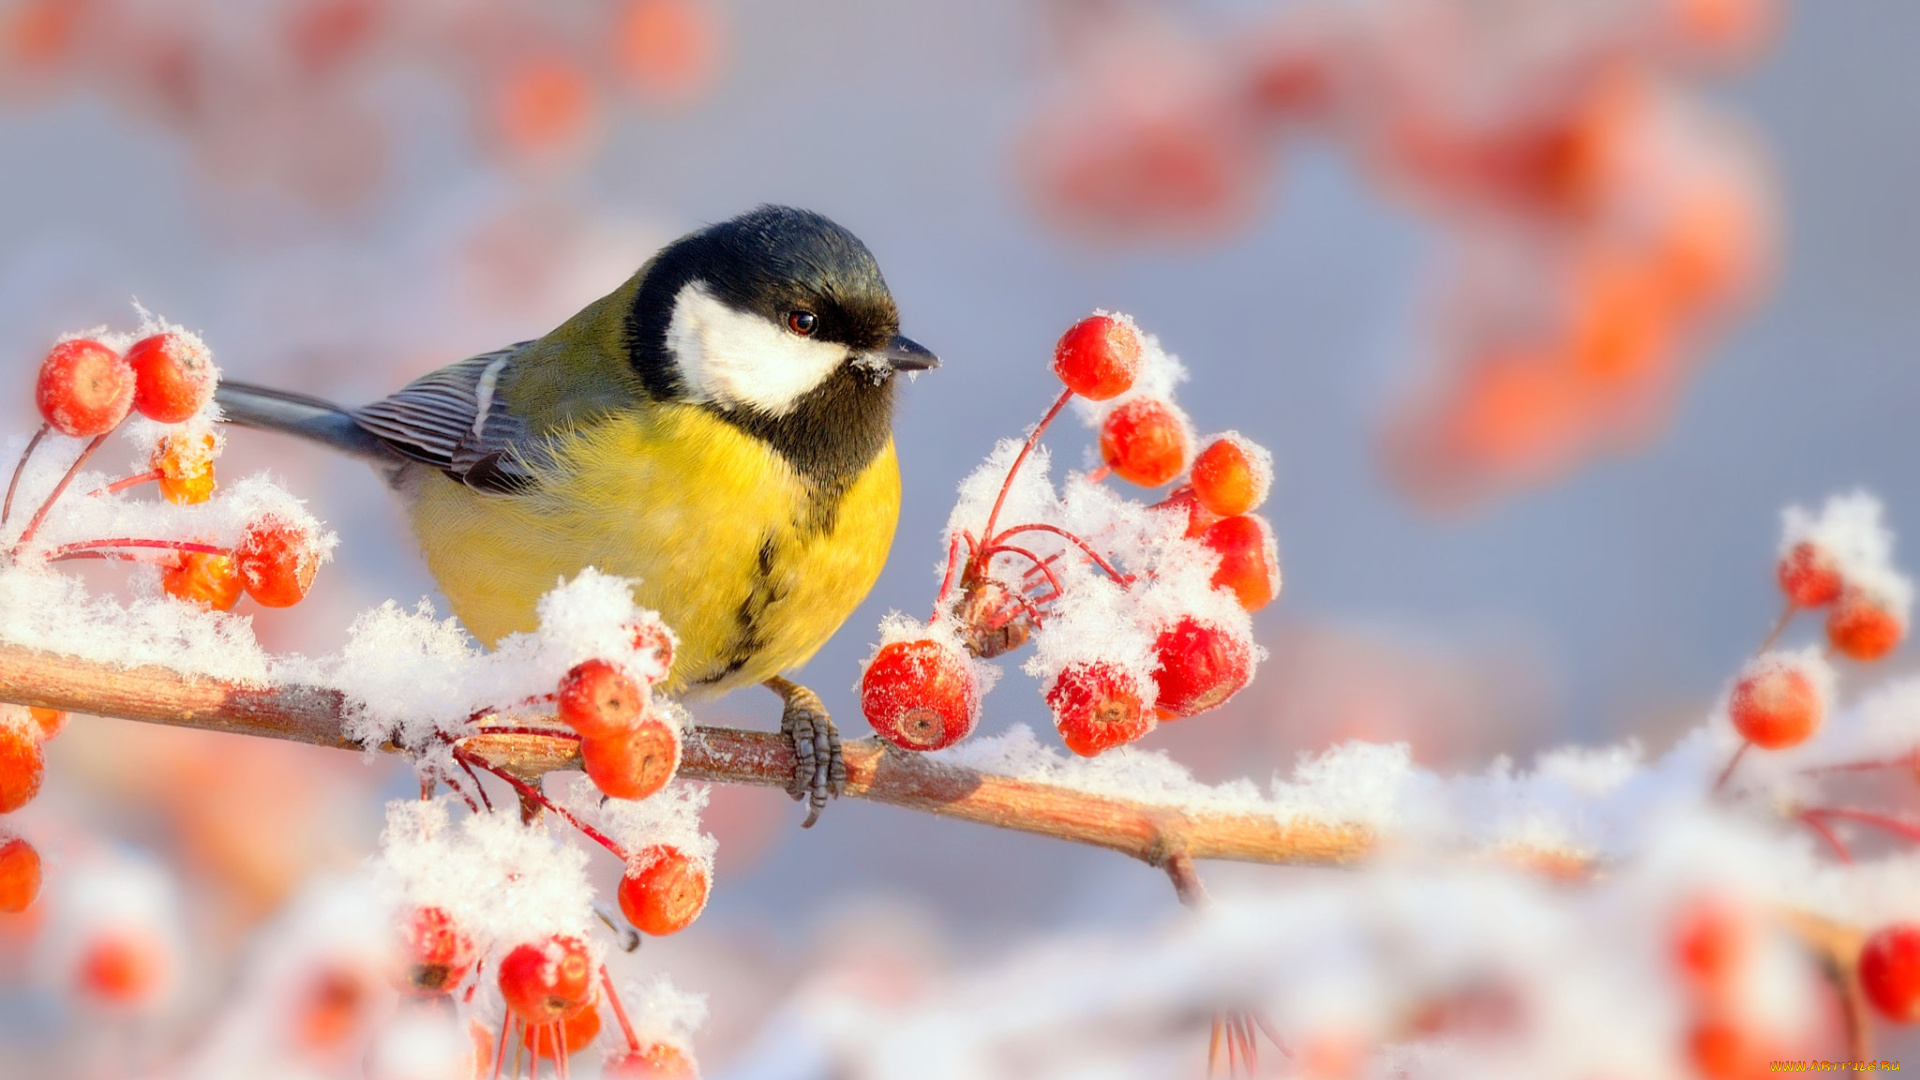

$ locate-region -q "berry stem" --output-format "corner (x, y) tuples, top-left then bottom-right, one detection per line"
(1803, 806), (1920, 844)
(47, 537), (227, 561)
(933, 532), (965, 612)
(601, 964), (641, 1053)
(1, 423), (48, 528)
(1801, 751), (1919, 775)
(454, 755), (495, 813)
(1711, 741), (1751, 794)
(1757, 598), (1797, 654)
(452, 745), (628, 861)
(1799, 810), (1855, 864)
(976, 542), (1067, 601)
(978, 387), (1075, 556)
(988, 522), (1131, 585)
(87, 470), (163, 497)
(9, 431), (110, 556)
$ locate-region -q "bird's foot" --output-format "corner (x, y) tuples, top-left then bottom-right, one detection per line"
(765, 677), (845, 828)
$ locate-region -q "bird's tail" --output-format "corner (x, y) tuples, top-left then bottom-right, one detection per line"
(215, 382), (395, 462)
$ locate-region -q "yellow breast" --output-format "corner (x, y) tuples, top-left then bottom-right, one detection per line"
(403, 404), (901, 696)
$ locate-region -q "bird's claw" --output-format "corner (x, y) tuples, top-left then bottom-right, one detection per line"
(769, 678), (844, 828)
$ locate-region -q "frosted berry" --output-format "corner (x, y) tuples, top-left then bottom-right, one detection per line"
(162, 551), (244, 612)
(529, 999), (602, 1061)
(78, 930), (168, 1005)
(1151, 617), (1254, 719)
(28, 706), (66, 740)
(1828, 591), (1904, 661)
(860, 638), (979, 751)
(607, 1043), (698, 1079)
(235, 516), (320, 607)
(1153, 484), (1221, 538)
(1047, 661), (1150, 756)
(398, 906), (476, 996)
(617, 845), (711, 936)
(1190, 435), (1270, 517)
(0, 836), (41, 913)
(0, 723), (45, 813)
(1861, 923), (1920, 1023)
(1777, 542), (1842, 608)
(37, 339), (133, 437)
(126, 333), (215, 423)
(154, 430), (218, 505)
(1727, 660), (1822, 750)
(1052, 314), (1142, 401)
(581, 716), (681, 800)
(497, 935), (594, 1024)
(557, 659), (644, 739)
(1098, 397), (1191, 488)
(1201, 514), (1280, 612)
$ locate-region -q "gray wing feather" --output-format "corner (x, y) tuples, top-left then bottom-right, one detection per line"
(350, 343), (544, 492)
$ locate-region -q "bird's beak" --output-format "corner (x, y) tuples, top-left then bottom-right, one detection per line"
(874, 334), (940, 371)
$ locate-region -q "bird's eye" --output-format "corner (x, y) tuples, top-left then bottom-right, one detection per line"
(786, 311), (818, 336)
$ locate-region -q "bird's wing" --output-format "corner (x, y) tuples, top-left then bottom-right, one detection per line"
(349, 344), (545, 493)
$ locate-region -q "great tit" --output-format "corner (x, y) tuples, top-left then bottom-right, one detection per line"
(216, 205), (938, 826)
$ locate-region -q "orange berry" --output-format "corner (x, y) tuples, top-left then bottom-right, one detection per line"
(1047, 661), (1150, 757)
(557, 659), (644, 739)
(1151, 617), (1254, 719)
(37, 339), (133, 437)
(1190, 434), (1270, 517)
(235, 516), (320, 607)
(126, 332), (215, 423)
(581, 717), (681, 801)
(397, 906), (476, 997)
(1098, 397), (1192, 488)
(1828, 591), (1904, 661)
(1686, 1015), (1760, 1080)
(495, 56), (595, 154)
(497, 936), (594, 1025)
(78, 929), (168, 1005)
(1052, 315), (1143, 401)
(161, 551), (244, 612)
(0, 837), (42, 913)
(530, 999), (602, 1061)
(614, 0), (721, 104)
(1671, 895), (1751, 998)
(0, 723), (45, 813)
(1727, 660), (1822, 750)
(617, 845), (711, 936)
(296, 964), (373, 1052)
(28, 706), (66, 740)
(1200, 514), (1281, 612)
(1777, 541), (1843, 608)
(860, 638), (979, 751)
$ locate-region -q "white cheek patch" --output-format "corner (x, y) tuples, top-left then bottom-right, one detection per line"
(664, 281), (852, 416)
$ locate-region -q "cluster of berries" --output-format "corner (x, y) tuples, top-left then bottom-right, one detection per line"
(557, 645), (681, 803)
(0, 704), (63, 917)
(8, 329), (324, 612)
(861, 313), (1277, 758)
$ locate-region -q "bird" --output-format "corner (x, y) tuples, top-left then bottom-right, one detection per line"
(215, 205), (938, 826)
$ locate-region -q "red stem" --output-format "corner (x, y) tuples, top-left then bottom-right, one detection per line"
(455, 755), (495, 813)
(978, 387), (1075, 557)
(2, 423), (48, 528)
(1804, 806), (1920, 844)
(976, 543), (1066, 601)
(1712, 742), (1751, 794)
(988, 522), (1130, 585)
(88, 469), (163, 497)
(1757, 598), (1798, 654)
(1802, 751), (1919, 776)
(601, 965), (641, 1053)
(1800, 810), (1855, 864)
(47, 537), (226, 561)
(452, 745), (628, 861)
(933, 532), (965, 612)
(10, 431), (110, 555)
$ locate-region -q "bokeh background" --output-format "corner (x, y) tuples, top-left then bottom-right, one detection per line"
(2, 0), (1917, 1073)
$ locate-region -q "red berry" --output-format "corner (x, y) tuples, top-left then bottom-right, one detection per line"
(1828, 590), (1904, 661)
(36, 339), (133, 437)
(607, 1043), (698, 1079)
(78, 929), (168, 1005)
(1777, 541), (1843, 608)
(235, 516), (320, 607)
(557, 659), (645, 739)
(1727, 660), (1823, 750)
(1052, 315), (1142, 401)
(1047, 661), (1150, 756)
(860, 638), (979, 751)
(497, 936), (594, 1024)
(1098, 398), (1191, 488)
(1152, 484), (1220, 538)
(529, 999), (602, 1061)
(1200, 514), (1281, 612)
(1671, 895), (1750, 997)
(162, 551), (244, 612)
(1686, 1015), (1760, 1080)
(1861, 923), (1920, 1023)
(28, 706), (66, 740)
(0, 837), (42, 913)
(296, 964), (373, 1052)
(1151, 617), (1254, 719)
(617, 845), (711, 936)
(0, 723), (45, 814)
(581, 716), (681, 800)
(1190, 435), (1269, 517)
(125, 332), (215, 423)
(397, 906), (476, 996)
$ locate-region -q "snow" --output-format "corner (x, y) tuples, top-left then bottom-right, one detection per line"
(1781, 490), (1914, 616)
(617, 973), (708, 1053)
